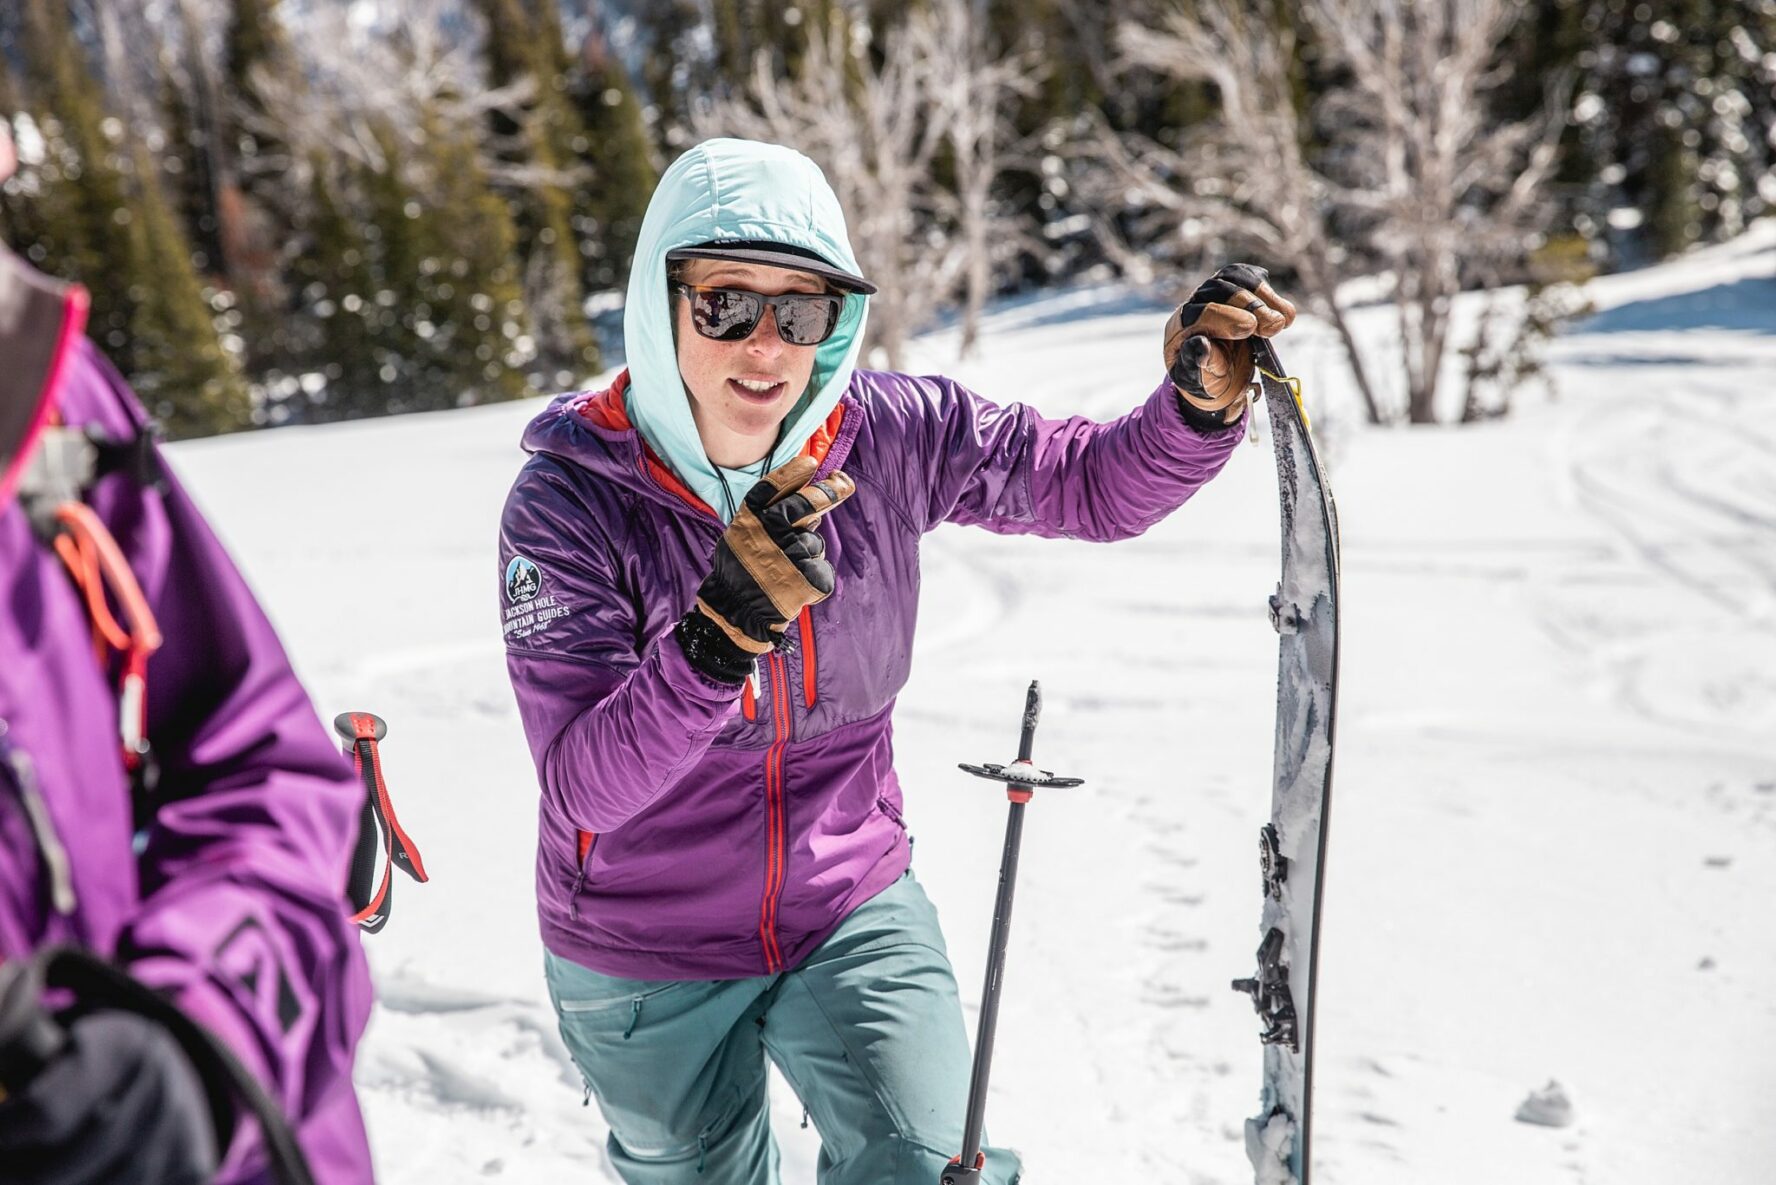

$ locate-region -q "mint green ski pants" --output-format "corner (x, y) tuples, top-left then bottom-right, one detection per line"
(544, 872), (1022, 1185)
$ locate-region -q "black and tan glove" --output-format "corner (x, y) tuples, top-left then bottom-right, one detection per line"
(675, 456), (855, 685)
(1163, 263), (1298, 430)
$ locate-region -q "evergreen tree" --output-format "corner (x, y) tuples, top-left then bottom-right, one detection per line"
(0, 41), (55, 257)
(1545, 0), (1776, 263)
(155, 52), (222, 276)
(561, 10), (657, 292)
(473, 0), (599, 389)
(276, 153), (378, 421)
(632, 0), (704, 146)
(215, 0), (300, 347)
(13, 0), (248, 437)
(123, 137), (251, 436)
(274, 113), (534, 423)
(416, 108), (533, 407)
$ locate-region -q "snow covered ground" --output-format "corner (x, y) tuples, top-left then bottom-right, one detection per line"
(170, 224), (1776, 1184)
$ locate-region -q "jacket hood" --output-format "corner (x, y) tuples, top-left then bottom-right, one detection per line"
(0, 245), (88, 508)
(622, 138), (870, 521)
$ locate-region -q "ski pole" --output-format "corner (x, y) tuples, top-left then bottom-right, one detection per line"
(943, 681), (1083, 1185)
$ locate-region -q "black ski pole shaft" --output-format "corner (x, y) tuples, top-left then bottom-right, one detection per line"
(947, 682), (1043, 1185)
(953, 797), (1026, 1178)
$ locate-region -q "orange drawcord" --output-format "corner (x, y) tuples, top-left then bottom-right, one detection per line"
(49, 501), (162, 768)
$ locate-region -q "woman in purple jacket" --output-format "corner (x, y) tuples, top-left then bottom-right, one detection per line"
(0, 124), (374, 1182)
(499, 138), (1296, 1184)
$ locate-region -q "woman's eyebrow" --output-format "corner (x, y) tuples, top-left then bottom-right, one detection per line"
(696, 270), (824, 292)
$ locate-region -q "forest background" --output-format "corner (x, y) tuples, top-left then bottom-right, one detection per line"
(2, 0), (1771, 438)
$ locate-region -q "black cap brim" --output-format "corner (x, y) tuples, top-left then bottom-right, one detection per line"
(666, 241), (877, 295)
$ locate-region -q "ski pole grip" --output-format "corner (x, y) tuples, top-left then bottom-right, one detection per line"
(333, 712), (387, 744)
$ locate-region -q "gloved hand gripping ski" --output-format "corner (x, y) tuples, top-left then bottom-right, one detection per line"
(676, 455), (856, 685)
(1164, 264), (1298, 430)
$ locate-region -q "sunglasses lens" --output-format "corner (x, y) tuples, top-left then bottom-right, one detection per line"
(689, 288), (763, 341)
(775, 295), (839, 346)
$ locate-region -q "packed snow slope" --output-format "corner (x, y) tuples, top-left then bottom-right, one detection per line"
(170, 224), (1776, 1184)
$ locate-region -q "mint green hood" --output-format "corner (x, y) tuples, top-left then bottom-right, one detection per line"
(622, 138), (870, 520)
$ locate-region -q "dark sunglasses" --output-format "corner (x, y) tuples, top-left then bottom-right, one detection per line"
(672, 283), (844, 347)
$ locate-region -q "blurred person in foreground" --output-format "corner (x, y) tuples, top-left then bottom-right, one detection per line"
(498, 136), (1296, 1183)
(0, 120), (375, 1183)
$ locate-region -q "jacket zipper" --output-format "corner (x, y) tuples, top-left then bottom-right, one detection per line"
(875, 794), (906, 829)
(1, 736), (78, 917)
(758, 653), (792, 971)
(568, 829), (599, 921)
(797, 608), (817, 709)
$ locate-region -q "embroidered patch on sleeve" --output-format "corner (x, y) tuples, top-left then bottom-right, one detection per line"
(502, 555), (573, 643)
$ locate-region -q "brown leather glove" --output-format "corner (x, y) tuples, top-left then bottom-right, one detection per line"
(676, 456), (855, 684)
(1163, 264), (1298, 428)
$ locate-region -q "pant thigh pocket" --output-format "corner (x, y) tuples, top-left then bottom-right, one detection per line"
(618, 1082), (749, 1161)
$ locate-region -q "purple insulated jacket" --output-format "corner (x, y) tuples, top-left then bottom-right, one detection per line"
(500, 368), (1245, 980)
(0, 257), (373, 1182)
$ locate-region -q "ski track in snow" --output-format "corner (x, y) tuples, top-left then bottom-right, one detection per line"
(163, 223), (1776, 1184)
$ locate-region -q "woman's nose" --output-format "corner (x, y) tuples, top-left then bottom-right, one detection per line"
(745, 304), (785, 354)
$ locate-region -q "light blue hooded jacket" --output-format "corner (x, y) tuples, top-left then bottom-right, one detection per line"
(621, 138), (871, 519)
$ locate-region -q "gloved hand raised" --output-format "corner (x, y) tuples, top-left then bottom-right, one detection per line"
(676, 456), (855, 685)
(1163, 263), (1298, 429)
(0, 1010), (220, 1185)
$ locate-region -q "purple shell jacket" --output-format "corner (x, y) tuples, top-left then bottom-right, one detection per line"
(500, 368), (1245, 980)
(0, 274), (373, 1181)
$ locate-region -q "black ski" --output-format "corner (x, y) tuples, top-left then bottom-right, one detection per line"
(1232, 339), (1342, 1185)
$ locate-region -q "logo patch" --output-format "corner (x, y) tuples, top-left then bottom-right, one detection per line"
(505, 556), (542, 604)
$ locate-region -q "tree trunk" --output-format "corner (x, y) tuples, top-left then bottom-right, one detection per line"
(1325, 297), (1387, 426)
(959, 177), (989, 357)
(1299, 252), (1387, 425)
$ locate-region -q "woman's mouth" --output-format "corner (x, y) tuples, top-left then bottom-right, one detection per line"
(728, 377), (786, 404)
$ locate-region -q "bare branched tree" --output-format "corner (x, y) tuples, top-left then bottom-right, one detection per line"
(1309, 0), (1568, 421)
(259, 0), (570, 194)
(907, 0), (1045, 356)
(1109, 0), (1568, 424)
(1107, 0), (1385, 422)
(694, 13), (955, 369)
